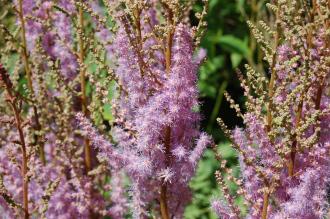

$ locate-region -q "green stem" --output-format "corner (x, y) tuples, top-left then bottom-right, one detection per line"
(207, 80), (228, 133)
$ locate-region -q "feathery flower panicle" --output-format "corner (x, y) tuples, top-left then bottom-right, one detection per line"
(108, 170), (128, 219)
(76, 112), (121, 167)
(211, 199), (238, 219)
(80, 1), (210, 218)
(213, 0), (330, 218)
(19, 0), (78, 79)
(0, 0), (119, 217)
(190, 133), (212, 166)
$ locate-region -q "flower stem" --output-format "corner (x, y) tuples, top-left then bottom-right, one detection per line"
(160, 127), (171, 219)
(17, 0), (46, 165)
(0, 65), (29, 219)
(12, 102), (29, 219)
(160, 185), (169, 219)
(133, 7), (145, 78)
(288, 94), (304, 177)
(78, 6), (92, 173)
(261, 191), (269, 219)
(165, 11), (174, 75)
(262, 5), (281, 217)
(160, 7), (175, 216)
(207, 80), (228, 132)
(17, 0), (32, 92)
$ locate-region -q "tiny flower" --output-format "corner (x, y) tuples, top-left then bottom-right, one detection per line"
(157, 168), (174, 183)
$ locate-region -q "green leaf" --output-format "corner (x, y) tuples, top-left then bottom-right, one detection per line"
(211, 56), (225, 70)
(218, 142), (237, 159)
(184, 205), (204, 218)
(6, 53), (19, 74)
(102, 104), (113, 121)
(193, 161), (213, 182)
(200, 56), (225, 75)
(217, 35), (249, 57)
(209, 0), (219, 12)
(230, 53), (243, 68)
(191, 180), (211, 191)
(198, 81), (217, 98)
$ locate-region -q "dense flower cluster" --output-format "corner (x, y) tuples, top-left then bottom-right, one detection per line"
(111, 23), (210, 217)
(77, 2), (211, 217)
(0, 0), (209, 218)
(20, 0), (78, 79)
(212, 0), (330, 218)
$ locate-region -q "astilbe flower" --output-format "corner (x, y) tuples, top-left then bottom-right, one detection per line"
(18, 0), (78, 79)
(76, 112), (128, 218)
(213, 0), (330, 219)
(76, 1), (211, 218)
(22, 1), (109, 217)
(111, 21), (210, 219)
(0, 0), (117, 218)
(0, 64), (101, 218)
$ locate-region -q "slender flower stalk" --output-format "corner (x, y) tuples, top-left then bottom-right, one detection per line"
(77, 3), (92, 174)
(0, 65), (29, 219)
(17, 0), (45, 165)
(160, 127), (171, 219)
(160, 4), (176, 218)
(262, 5), (280, 218)
(17, 0), (32, 92)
